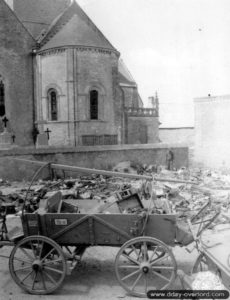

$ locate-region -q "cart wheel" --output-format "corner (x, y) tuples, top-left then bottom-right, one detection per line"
(9, 235), (66, 295)
(115, 237), (177, 297)
(192, 252), (219, 274)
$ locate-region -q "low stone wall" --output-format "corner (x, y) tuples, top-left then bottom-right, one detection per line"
(0, 144), (188, 181)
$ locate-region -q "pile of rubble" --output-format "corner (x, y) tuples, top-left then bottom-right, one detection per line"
(0, 162), (230, 224)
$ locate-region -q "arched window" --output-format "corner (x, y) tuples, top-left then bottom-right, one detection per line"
(0, 80), (5, 117)
(48, 89), (58, 121)
(90, 90), (98, 120)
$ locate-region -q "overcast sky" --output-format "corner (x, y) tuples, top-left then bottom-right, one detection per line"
(77, 0), (230, 127)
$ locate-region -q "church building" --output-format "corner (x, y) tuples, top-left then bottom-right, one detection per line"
(0, 0), (159, 147)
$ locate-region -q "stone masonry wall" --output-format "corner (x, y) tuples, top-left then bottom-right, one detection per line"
(127, 116), (159, 144)
(122, 86), (139, 107)
(37, 48), (122, 146)
(76, 50), (121, 138)
(38, 50), (70, 146)
(0, 144), (188, 181)
(0, 0), (35, 146)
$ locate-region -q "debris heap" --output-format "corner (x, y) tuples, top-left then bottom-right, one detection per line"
(0, 163), (229, 225)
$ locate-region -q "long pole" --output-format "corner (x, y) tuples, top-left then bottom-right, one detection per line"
(13, 158), (197, 184)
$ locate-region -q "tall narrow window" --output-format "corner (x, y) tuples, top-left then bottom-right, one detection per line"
(48, 89), (58, 121)
(90, 90), (98, 120)
(0, 81), (5, 117)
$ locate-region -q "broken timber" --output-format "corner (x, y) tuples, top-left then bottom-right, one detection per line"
(13, 158), (196, 185)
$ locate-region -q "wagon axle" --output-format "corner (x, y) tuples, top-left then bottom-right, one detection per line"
(141, 263), (150, 274)
(32, 260), (43, 272)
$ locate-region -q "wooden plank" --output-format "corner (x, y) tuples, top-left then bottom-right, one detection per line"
(145, 214), (176, 245)
(201, 226), (230, 290)
(24, 212), (176, 246)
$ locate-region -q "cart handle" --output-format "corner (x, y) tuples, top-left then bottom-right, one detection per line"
(22, 162), (51, 217)
(190, 198), (211, 224)
(187, 209), (221, 244)
(196, 210), (221, 238)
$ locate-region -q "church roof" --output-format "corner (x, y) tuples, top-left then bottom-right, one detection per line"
(13, 0), (71, 38)
(118, 59), (137, 86)
(38, 1), (118, 53)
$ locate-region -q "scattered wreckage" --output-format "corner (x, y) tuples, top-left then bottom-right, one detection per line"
(0, 159), (229, 297)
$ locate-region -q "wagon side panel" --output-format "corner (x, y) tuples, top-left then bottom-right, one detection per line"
(145, 215), (176, 245)
(43, 214), (138, 246)
(22, 213), (176, 246)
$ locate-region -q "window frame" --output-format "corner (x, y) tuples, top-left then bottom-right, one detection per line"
(47, 88), (58, 121)
(0, 80), (5, 117)
(89, 89), (99, 120)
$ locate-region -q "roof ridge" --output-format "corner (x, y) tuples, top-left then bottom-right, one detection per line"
(38, 2), (73, 46)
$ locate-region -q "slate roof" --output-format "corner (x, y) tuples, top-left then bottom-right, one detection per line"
(13, 0), (71, 38)
(118, 59), (137, 86)
(38, 1), (118, 53)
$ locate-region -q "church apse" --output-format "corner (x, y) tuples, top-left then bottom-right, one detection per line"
(1, 0), (159, 148)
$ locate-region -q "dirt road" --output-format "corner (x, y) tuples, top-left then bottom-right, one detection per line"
(0, 243), (198, 300)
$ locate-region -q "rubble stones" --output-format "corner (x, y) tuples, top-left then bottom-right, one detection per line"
(0, 163), (229, 223)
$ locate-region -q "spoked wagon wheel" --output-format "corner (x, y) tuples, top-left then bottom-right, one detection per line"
(115, 237), (177, 297)
(9, 235), (67, 295)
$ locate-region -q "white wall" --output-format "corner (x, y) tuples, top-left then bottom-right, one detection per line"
(194, 95), (230, 168)
(159, 127), (194, 146)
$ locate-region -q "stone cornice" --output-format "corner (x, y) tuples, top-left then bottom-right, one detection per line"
(37, 45), (120, 57)
(119, 83), (137, 88)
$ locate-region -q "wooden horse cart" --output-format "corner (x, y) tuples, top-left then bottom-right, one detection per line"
(0, 160), (222, 297)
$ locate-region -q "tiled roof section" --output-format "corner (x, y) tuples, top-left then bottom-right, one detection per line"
(13, 0), (70, 38)
(38, 1), (117, 52)
(118, 59), (136, 86)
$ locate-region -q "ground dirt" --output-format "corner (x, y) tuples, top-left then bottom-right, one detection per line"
(0, 238), (198, 300)
(0, 182), (198, 300)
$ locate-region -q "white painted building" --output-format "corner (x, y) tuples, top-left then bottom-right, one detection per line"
(194, 95), (230, 168)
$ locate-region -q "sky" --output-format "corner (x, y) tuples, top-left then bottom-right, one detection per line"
(76, 0), (230, 127)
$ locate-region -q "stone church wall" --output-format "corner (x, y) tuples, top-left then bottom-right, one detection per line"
(76, 50), (122, 144)
(0, 0), (35, 146)
(77, 51), (120, 130)
(127, 116), (159, 144)
(0, 144), (188, 180)
(38, 50), (70, 146)
(37, 48), (123, 146)
(40, 50), (68, 121)
(122, 86), (139, 107)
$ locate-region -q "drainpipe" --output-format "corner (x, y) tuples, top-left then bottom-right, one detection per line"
(72, 48), (77, 146)
(31, 48), (37, 145)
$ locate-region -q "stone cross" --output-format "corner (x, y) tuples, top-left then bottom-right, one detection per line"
(11, 134), (16, 143)
(2, 116), (8, 128)
(44, 128), (51, 140)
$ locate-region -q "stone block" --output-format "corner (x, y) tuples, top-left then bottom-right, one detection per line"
(36, 133), (49, 148)
(0, 128), (12, 149)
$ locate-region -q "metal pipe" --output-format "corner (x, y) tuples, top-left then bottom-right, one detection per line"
(13, 158), (197, 184)
(73, 48), (77, 147)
